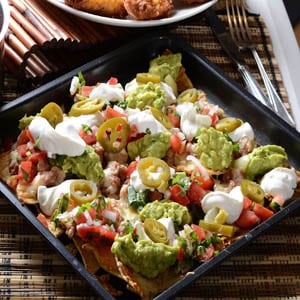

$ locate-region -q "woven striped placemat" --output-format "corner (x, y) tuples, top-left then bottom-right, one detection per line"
(1, 5), (300, 300)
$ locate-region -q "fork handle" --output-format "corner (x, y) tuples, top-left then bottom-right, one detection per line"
(251, 49), (295, 127)
(237, 63), (270, 107)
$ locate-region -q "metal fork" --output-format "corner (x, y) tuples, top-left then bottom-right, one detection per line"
(226, 0), (295, 126)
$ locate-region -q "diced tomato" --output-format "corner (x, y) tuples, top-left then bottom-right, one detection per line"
(17, 144), (28, 157)
(18, 160), (37, 183)
(81, 85), (94, 97)
(170, 133), (185, 154)
(126, 160), (138, 177)
(191, 224), (206, 241)
(17, 128), (34, 145)
(170, 184), (190, 206)
(243, 197), (253, 210)
(187, 181), (208, 206)
(28, 151), (47, 164)
(252, 203), (274, 221)
(79, 128), (97, 145)
(201, 108), (219, 127)
(74, 212), (88, 225)
(167, 107), (180, 128)
(106, 106), (127, 119)
(77, 225), (117, 243)
(191, 169), (214, 190)
(107, 77), (118, 85)
(197, 244), (215, 261)
(177, 247), (184, 261)
(148, 190), (163, 201)
(37, 213), (49, 228)
(235, 209), (260, 229)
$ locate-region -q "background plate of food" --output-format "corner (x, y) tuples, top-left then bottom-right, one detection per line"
(0, 33), (300, 299)
(45, 0), (218, 27)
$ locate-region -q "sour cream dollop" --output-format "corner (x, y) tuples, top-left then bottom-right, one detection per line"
(128, 109), (169, 134)
(37, 180), (76, 216)
(89, 83), (125, 103)
(29, 117), (86, 157)
(176, 102), (211, 140)
(260, 167), (297, 201)
(201, 186), (244, 224)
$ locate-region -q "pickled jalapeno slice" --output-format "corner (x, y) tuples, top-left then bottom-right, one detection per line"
(150, 107), (173, 129)
(241, 179), (265, 203)
(215, 117), (243, 133)
(39, 102), (63, 127)
(69, 98), (105, 116)
(144, 218), (168, 244)
(177, 88), (199, 103)
(97, 117), (130, 153)
(136, 73), (161, 84)
(137, 157), (171, 191)
(70, 180), (97, 204)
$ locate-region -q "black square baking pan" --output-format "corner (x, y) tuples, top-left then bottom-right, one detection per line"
(0, 33), (300, 300)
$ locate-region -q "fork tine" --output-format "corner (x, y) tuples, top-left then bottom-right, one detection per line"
(239, 0), (252, 42)
(226, 0), (240, 43)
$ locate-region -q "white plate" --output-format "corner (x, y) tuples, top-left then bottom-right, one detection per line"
(45, 0), (218, 28)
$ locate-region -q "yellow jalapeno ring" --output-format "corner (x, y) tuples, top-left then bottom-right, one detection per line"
(70, 180), (97, 204)
(137, 157), (171, 191)
(199, 220), (235, 237)
(39, 102), (63, 127)
(96, 117), (130, 153)
(136, 73), (161, 84)
(177, 88), (199, 103)
(150, 107), (173, 129)
(144, 218), (168, 244)
(69, 98), (106, 117)
(241, 179), (265, 203)
(215, 117), (243, 133)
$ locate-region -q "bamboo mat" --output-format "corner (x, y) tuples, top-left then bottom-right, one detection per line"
(1, 2), (300, 299)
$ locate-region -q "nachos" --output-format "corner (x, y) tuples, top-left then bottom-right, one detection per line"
(0, 52), (299, 299)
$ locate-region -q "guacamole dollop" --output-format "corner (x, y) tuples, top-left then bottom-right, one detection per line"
(149, 53), (182, 82)
(127, 132), (171, 160)
(126, 82), (166, 110)
(245, 145), (287, 180)
(57, 146), (104, 183)
(111, 233), (179, 279)
(196, 127), (233, 171)
(139, 200), (192, 227)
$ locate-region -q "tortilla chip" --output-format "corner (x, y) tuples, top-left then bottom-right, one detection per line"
(73, 235), (101, 275)
(0, 151), (10, 182)
(115, 257), (183, 300)
(176, 66), (194, 92)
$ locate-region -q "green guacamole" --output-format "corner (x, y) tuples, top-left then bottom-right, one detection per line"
(139, 200), (192, 227)
(126, 82), (166, 110)
(127, 132), (171, 160)
(149, 53), (182, 82)
(111, 233), (179, 279)
(196, 127), (233, 171)
(245, 145), (287, 180)
(54, 146), (104, 183)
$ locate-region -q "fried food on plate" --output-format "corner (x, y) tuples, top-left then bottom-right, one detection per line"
(124, 0), (173, 20)
(179, 0), (211, 4)
(65, 0), (127, 17)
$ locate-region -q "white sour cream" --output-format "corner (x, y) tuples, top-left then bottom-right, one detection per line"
(201, 186), (244, 224)
(89, 83), (125, 103)
(176, 102), (211, 140)
(228, 122), (255, 142)
(37, 179), (76, 216)
(29, 117), (86, 157)
(128, 109), (169, 134)
(260, 167), (297, 201)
